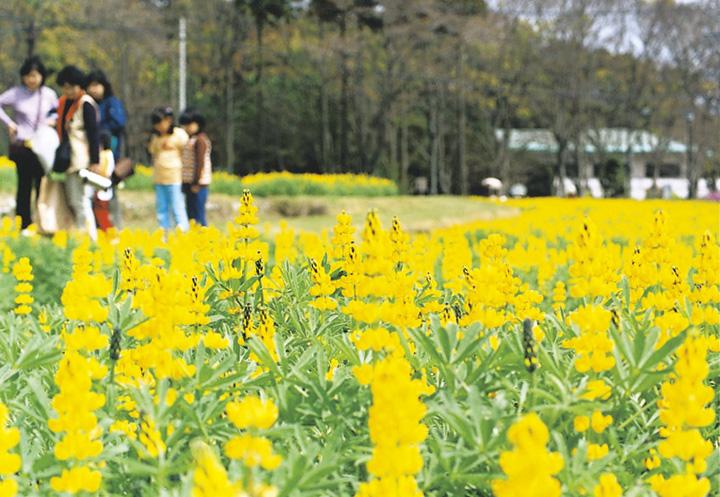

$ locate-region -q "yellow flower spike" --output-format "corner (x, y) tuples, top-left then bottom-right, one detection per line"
(191, 442), (243, 497)
(354, 353), (432, 496)
(491, 413), (563, 497)
(11, 257), (33, 315)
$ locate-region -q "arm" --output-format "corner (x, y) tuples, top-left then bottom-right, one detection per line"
(0, 88), (17, 129)
(44, 88), (59, 126)
(83, 101), (100, 165)
(148, 134), (160, 156)
(174, 128), (189, 150)
(106, 97), (127, 134)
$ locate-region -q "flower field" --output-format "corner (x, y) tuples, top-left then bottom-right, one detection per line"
(0, 196), (718, 497)
(121, 167), (399, 197)
(0, 158), (399, 197)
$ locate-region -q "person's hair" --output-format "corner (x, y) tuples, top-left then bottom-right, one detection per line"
(100, 130), (113, 150)
(179, 108), (206, 132)
(85, 69), (114, 97)
(56, 65), (86, 87)
(150, 106), (174, 133)
(19, 56), (48, 86)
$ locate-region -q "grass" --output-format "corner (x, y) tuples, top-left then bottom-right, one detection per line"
(0, 163), (513, 232)
(119, 191), (514, 233)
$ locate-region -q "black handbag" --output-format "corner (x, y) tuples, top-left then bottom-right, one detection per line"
(111, 157), (135, 184)
(52, 140), (71, 173)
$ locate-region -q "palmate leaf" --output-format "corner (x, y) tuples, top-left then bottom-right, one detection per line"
(13, 334), (62, 371)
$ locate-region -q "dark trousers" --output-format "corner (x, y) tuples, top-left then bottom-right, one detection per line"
(182, 184), (208, 226)
(9, 144), (44, 229)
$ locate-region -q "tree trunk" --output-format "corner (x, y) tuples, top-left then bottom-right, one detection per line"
(438, 84), (451, 194)
(557, 140), (567, 197)
(225, 64), (236, 173)
(318, 20), (333, 170)
(388, 114), (398, 183)
(354, 49), (367, 173)
(25, 20), (35, 58)
(576, 134), (589, 196)
(400, 96), (409, 194)
(339, 13), (349, 172)
(429, 85), (438, 195)
(120, 42), (131, 157)
(256, 16), (266, 170)
(687, 118), (697, 199)
(457, 42), (468, 195)
(499, 124), (511, 191)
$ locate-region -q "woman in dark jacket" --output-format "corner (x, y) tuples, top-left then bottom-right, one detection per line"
(85, 69), (127, 228)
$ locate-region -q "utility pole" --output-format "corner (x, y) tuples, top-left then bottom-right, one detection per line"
(178, 17), (187, 112)
(25, 20), (36, 58)
(686, 111), (695, 198)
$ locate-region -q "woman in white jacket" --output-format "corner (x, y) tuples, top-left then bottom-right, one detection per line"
(55, 66), (100, 240)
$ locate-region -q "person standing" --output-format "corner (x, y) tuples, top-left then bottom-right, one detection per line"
(85, 69), (126, 228)
(56, 65), (100, 240)
(91, 131), (115, 232)
(148, 107), (189, 234)
(180, 109), (212, 227)
(0, 56), (58, 231)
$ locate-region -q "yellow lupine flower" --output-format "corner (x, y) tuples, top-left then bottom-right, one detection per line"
(326, 358), (339, 381)
(594, 473), (622, 497)
(648, 473), (710, 497)
(0, 479), (18, 497)
(591, 410), (613, 433)
(574, 415), (590, 433)
(110, 420), (137, 441)
(587, 443), (609, 461)
(492, 413), (563, 497)
(581, 380), (612, 401)
(0, 403), (21, 482)
(224, 434), (282, 470)
(644, 448), (661, 470)
(203, 331), (230, 349)
(226, 396), (278, 430)
(191, 442), (243, 497)
(50, 465), (102, 494)
(139, 418), (166, 458)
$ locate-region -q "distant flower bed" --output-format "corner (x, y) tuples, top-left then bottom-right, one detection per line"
(0, 158), (398, 196)
(124, 165), (399, 197)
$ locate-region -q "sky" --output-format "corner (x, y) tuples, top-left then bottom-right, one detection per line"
(486, 0), (717, 57)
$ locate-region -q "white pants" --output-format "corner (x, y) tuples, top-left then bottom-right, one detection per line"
(65, 171), (97, 240)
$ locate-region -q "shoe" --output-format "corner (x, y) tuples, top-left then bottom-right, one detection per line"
(21, 228), (33, 237)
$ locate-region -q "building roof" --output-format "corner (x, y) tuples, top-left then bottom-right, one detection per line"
(495, 128), (687, 155)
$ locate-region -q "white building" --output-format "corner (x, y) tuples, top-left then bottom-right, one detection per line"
(495, 128), (716, 198)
